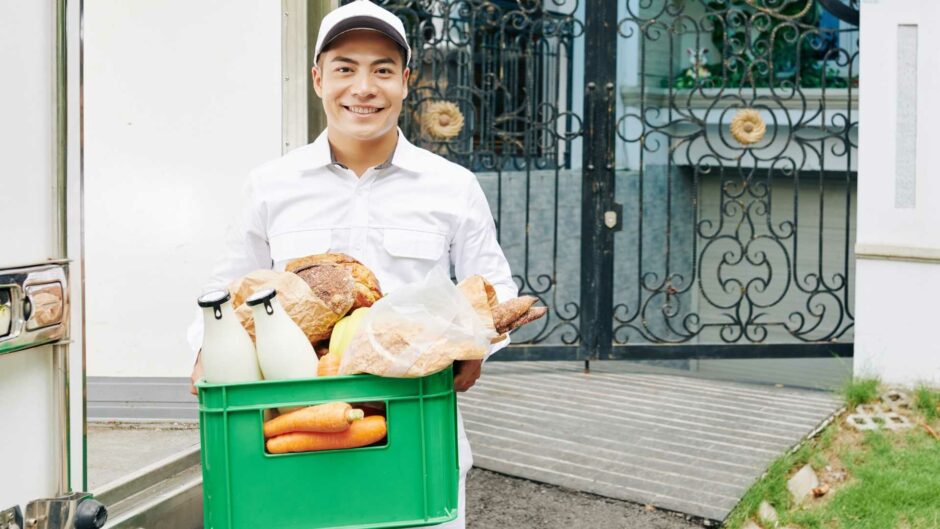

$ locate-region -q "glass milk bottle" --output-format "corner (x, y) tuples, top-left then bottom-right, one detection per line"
(197, 290), (262, 384)
(246, 288), (318, 381)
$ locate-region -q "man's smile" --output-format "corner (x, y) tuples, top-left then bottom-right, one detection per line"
(343, 105), (384, 115)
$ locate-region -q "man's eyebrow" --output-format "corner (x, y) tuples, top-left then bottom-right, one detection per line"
(371, 57), (397, 67)
(329, 56), (398, 67)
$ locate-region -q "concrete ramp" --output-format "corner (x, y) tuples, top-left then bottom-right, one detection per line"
(460, 361), (841, 523)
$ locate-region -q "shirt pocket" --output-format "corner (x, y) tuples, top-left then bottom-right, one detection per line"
(382, 228), (447, 261)
(269, 229), (331, 269)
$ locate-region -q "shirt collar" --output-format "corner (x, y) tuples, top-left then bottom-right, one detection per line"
(303, 128), (423, 173)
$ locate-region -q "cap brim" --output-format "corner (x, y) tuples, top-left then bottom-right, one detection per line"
(317, 16), (409, 63)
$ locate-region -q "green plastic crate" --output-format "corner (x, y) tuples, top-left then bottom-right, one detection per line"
(197, 367), (458, 529)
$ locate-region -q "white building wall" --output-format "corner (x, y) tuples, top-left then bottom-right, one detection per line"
(855, 0), (940, 386)
(84, 0), (282, 377)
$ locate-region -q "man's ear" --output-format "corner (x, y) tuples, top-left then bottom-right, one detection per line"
(311, 66), (323, 98)
(402, 67), (410, 100)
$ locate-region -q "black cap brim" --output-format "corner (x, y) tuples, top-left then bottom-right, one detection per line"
(317, 16), (409, 63)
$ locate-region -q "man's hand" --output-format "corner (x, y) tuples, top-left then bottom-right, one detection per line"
(453, 359), (483, 392)
(189, 352), (204, 396)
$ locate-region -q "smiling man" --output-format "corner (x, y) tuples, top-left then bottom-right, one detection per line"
(187, 1), (517, 527)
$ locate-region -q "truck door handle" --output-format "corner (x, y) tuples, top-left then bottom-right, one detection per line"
(0, 262), (69, 356)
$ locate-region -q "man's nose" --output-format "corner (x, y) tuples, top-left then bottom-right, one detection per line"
(350, 73), (377, 97)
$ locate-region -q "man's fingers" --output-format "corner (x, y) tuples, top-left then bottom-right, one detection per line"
(190, 352), (203, 396)
(453, 374), (475, 392)
(453, 359), (482, 392)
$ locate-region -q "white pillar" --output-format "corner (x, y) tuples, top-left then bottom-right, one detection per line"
(855, 0), (940, 386)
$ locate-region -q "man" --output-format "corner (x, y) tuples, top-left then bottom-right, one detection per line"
(187, 1), (517, 527)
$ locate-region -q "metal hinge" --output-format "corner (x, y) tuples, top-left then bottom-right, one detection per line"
(10, 493), (108, 529)
(1, 506), (24, 529)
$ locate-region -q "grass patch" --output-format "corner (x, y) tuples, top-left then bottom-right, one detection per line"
(786, 429), (940, 529)
(841, 377), (880, 408)
(914, 386), (940, 421)
(723, 384), (940, 529)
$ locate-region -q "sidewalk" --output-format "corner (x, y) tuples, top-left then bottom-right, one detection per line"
(87, 421), (199, 491)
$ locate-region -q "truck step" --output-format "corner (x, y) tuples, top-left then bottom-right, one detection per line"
(94, 445), (203, 529)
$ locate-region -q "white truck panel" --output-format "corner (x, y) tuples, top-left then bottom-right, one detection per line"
(0, 0), (56, 267)
(0, 349), (57, 509)
(0, 0), (84, 512)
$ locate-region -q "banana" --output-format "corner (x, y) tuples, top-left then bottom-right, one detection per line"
(328, 307), (371, 357)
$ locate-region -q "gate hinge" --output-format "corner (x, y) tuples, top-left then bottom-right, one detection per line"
(603, 203), (624, 231)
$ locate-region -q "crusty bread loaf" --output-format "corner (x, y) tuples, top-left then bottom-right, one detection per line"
(286, 253), (382, 309)
(292, 263), (355, 317)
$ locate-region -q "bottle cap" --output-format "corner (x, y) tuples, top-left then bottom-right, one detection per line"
(245, 288), (277, 307)
(197, 290), (231, 308)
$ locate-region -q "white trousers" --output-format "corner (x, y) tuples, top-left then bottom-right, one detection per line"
(429, 406), (471, 528)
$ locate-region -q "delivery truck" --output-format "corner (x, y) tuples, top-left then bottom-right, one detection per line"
(1, 1), (107, 527)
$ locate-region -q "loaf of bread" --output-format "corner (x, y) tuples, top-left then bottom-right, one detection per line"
(286, 253), (382, 310)
(291, 262), (355, 317)
(228, 270), (346, 343)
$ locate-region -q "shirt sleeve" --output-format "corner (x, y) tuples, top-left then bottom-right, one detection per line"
(450, 175), (518, 359)
(186, 176), (271, 355)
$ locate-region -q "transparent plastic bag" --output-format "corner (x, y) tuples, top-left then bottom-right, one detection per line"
(339, 267), (496, 377)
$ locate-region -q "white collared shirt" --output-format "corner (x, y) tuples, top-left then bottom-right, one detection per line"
(187, 129), (517, 354)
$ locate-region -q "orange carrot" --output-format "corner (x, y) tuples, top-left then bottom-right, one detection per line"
(266, 415), (387, 454)
(317, 352), (341, 377)
(263, 401), (364, 438)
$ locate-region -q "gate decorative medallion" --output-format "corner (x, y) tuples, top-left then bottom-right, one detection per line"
(360, 0), (859, 361)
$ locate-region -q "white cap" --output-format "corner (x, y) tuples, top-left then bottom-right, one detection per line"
(314, 0), (411, 66)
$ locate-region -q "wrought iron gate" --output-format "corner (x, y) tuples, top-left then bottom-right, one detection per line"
(366, 0), (859, 361)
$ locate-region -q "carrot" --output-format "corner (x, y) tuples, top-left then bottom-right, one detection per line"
(263, 401), (365, 438)
(266, 415), (387, 454)
(317, 351), (341, 377)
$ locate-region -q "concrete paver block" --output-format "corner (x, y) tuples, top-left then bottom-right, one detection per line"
(881, 389), (912, 411)
(786, 464), (819, 505)
(855, 403), (888, 415)
(757, 500), (779, 526)
(879, 411), (914, 431)
(846, 413), (878, 431)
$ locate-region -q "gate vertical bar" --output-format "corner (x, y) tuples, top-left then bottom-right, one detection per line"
(579, 0), (618, 360)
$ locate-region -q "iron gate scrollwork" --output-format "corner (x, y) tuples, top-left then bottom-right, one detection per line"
(356, 0), (858, 361)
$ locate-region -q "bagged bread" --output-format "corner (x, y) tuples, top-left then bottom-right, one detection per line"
(455, 275), (548, 339)
(455, 275), (504, 343)
(339, 268), (497, 377)
(228, 270), (347, 343)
